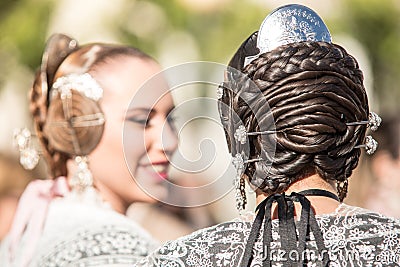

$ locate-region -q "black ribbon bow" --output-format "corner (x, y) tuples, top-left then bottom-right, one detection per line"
(240, 189), (339, 267)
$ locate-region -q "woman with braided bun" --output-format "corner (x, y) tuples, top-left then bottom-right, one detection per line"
(0, 33), (178, 266)
(137, 4), (400, 267)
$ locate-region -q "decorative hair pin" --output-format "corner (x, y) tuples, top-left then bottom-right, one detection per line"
(346, 112), (382, 131)
(355, 135), (378, 155)
(13, 128), (40, 170)
(51, 73), (103, 101)
(49, 73), (105, 130)
(346, 112), (381, 155)
(232, 152), (263, 212)
(244, 4), (332, 68)
(234, 125), (277, 145)
(217, 84), (224, 100)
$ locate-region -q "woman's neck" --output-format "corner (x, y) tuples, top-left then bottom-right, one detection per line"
(66, 160), (129, 214)
(255, 174), (340, 216)
(93, 181), (129, 214)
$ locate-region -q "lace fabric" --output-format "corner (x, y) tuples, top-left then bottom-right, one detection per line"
(136, 204), (400, 267)
(0, 191), (158, 266)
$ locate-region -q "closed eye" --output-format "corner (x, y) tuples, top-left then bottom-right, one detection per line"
(126, 108), (154, 127)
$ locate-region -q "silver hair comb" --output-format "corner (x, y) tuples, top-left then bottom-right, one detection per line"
(244, 4), (332, 68)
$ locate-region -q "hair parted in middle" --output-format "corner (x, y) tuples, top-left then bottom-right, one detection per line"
(219, 41), (369, 199)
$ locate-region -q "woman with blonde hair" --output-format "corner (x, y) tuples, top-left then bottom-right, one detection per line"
(0, 33), (178, 266)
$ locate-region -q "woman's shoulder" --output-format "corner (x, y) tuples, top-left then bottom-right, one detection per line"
(0, 198), (158, 267)
(169, 213), (253, 242)
(34, 196), (159, 266)
(319, 203), (400, 225)
(313, 203), (400, 266)
(136, 216), (252, 267)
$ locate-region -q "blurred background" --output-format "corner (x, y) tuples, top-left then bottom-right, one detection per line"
(0, 0), (399, 241)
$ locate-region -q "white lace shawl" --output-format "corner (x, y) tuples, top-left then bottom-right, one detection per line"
(137, 204), (400, 267)
(0, 194), (159, 266)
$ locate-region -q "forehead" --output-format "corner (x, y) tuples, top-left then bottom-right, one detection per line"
(92, 56), (172, 110)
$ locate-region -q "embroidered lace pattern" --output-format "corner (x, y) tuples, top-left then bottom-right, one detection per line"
(0, 193), (158, 267)
(137, 204), (400, 267)
(37, 225), (155, 266)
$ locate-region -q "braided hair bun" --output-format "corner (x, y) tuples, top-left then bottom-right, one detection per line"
(221, 41), (368, 197)
(33, 35), (106, 178)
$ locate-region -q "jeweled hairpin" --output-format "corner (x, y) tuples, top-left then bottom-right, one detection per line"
(346, 112), (382, 131)
(234, 125), (276, 145)
(217, 84), (224, 100)
(51, 73), (103, 101)
(13, 128), (40, 170)
(232, 153), (264, 173)
(244, 4), (332, 68)
(232, 152), (263, 212)
(355, 135), (378, 155)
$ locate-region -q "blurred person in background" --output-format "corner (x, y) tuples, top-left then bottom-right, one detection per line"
(364, 114), (400, 217)
(0, 154), (36, 241)
(0, 33), (178, 266)
(137, 4), (400, 266)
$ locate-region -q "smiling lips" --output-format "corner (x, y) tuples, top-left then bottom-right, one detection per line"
(150, 162), (170, 180)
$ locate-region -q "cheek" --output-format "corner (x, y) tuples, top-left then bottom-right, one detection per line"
(123, 124), (147, 172)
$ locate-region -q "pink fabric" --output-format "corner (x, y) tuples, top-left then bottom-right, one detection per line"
(7, 176), (69, 266)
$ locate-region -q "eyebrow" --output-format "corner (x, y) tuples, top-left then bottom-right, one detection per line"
(126, 107), (154, 117)
(128, 106), (175, 113)
(167, 107), (175, 115)
(127, 107), (153, 113)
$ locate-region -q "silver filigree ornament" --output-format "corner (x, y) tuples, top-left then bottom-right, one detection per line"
(20, 148), (40, 170)
(364, 135), (378, 155)
(244, 4), (332, 68)
(346, 111), (382, 131)
(355, 135), (378, 155)
(232, 153), (245, 172)
(13, 128), (31, 149)
(368, 112), (382, 131)
(217, 85), (224, 100)
(13, 128), (40, 170)
(234, 125), (247, 145)
(69, 156), (93, 193)
(232, 153), (244, 171)
(232, 153), (245, 212)
(233, 125), (277, 145)
(51, 73), (103, 101)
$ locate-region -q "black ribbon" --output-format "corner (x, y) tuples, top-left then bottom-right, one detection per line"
(241, 189), (338, 267)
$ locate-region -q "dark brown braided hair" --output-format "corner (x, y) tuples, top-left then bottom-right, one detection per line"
(29, 34), (152, 178)
(220, 41), (368, 200)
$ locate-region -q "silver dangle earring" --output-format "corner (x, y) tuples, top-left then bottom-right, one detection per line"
(232, 153), (246, 212)
(69, 156), (93, 193)
(232, 124), (271, 213)
(13, 128), (40, 170)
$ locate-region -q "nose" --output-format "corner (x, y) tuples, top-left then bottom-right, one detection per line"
(156, 120), (178, 156)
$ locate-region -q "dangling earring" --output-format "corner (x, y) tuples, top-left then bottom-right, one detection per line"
(336, 179), (348, 202)
(69, 156), (93, 193)
(239, 175), (247, 210)
(233, 153), (247, 212)
(234, 173), (247, 213)
(13, 128), (40, 170)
